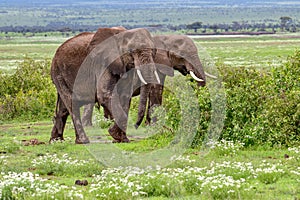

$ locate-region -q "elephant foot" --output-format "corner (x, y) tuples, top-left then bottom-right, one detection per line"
(75, 136), (90, 144)
(49, 136), (64, 143)
(109, 125), (130, 143)
(112, 138), (130, 143)
(134, 123), (140, 129)
(110, 133), (130, 143)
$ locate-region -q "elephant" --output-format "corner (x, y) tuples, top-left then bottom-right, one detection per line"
(135, 34), (210, 128)
(50, 27), (161, 144)
(82, 34), (216, 128)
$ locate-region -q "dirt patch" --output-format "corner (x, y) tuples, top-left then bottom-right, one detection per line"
(89, 134), (147, 144)
(22, 138), (45, 146)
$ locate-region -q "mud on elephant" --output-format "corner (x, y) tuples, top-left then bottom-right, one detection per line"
(50, 27), (160, 144)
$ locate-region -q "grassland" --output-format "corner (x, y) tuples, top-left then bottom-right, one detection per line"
(1, 32), (300, 73)
(0, 33), (68, 73)
(195, 33), (300, 68)
(0, 32), (299, 199)
(0, 121), (299, 199)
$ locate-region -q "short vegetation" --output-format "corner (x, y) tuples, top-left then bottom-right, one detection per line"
(0, 142), (299, 199)
(0, 58), (56, 121)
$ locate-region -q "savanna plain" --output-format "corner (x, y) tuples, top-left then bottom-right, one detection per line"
(0, 32), (300, 199)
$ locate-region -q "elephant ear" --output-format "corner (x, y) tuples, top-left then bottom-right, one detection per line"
(108, 57), (126, 76)
(153, 36), (174, 77)
(156, 64), (174, 77)
(87, 28), (127, 76)
(165, 35), (198, 64)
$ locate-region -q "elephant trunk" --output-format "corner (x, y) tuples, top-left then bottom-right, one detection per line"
(134, 84), (151, 129)
(133, 49), (160, 84)
(132, 49), (160, 129)
(188, 56), (206, 87)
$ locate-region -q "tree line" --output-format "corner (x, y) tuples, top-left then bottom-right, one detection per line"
(183, 17), (298, 34)
(0, 17), (298, 35)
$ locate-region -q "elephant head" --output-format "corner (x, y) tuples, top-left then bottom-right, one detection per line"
(155, 35), (206, 86)
(135, 34), (211, 128)
(117, 28), (159, 84)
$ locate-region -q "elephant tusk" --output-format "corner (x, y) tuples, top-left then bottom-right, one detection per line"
(154, 70), (161, 84)
(205, 72), (217, 79)
(190, 71), (204, 82)
(137, 69), (147, 85)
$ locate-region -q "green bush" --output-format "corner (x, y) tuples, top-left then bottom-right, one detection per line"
(159, 50), (300, 147)
(0, 58), (56, 121)
(220, 50), (299, 147)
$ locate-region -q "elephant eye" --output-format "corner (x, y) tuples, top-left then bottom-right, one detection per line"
(175, 56), (184, 62)
(127, 48), (142, 55)
(128, 48), (133, 53)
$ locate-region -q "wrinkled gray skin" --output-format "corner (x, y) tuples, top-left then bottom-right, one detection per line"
(50, 27), (159, 144)
(82, 34), (208, 128)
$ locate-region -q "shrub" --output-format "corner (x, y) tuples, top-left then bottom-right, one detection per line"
(0, 58), (56, 121)
(215, 49), (300, 147)
(158, 49), (300, 147)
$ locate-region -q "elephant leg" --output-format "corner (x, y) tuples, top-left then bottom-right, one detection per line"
(146, 84), (164, 125)
(109, 124), (130, 143)
(82, 103), (94, 127)
(71, 101), (90, 144)
(50, 95), (69, 142)
(52, 76), (89, 144)
(101, 102), (113, 120)
(108, 95), (131, 143)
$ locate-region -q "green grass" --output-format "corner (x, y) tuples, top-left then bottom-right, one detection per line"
(196, 33), (300, 68)
(0, 122), (299, 199)
(0, 34), (69, 73)
(1, 33), (300, 74)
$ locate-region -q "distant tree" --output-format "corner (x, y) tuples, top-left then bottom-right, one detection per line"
(280, 16), (292, 31)
(187, 21), (202, 33)
(231, 21), (241, 31)
(223, 24), (229, 32)
(209, 24), (219, 33)
(259, 23), (266, 31)
(290, 24), (297, 32)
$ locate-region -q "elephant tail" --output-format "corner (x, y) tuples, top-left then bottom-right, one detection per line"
(52, 92), (60, 124)
(55, 93), (60, 116)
